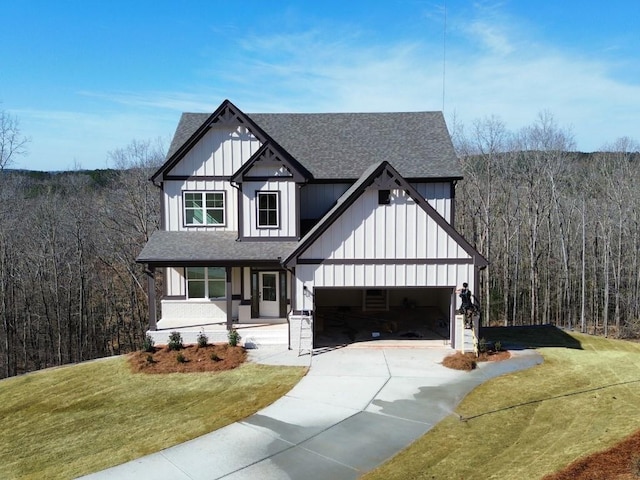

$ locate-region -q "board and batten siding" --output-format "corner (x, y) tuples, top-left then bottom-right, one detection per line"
(299, 189), (469, 260)
(413, 182), (452, 222)
(163, 179), (238, 231)
(166, 126), (262, 177)
(300, 182), (452, 222)
(300, 183), (351, 220)
(241, 180), (297, 238)
(294, 264), (475, 311)
(292, 187), (472, 310)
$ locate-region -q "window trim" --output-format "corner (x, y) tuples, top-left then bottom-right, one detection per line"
(185, 266), (227, 300)
(183, 190), (226, 227)
(256, 190), (280, 229)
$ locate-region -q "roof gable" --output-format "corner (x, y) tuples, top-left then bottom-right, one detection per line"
(230, 142), (312, 183)
(156, 101), (462, 183)
(284, 161), (487, 267)
(151, 100), (271, 183)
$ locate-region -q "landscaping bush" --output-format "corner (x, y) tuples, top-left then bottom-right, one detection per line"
(228, 329), (241, 347)
(167, 331), (183, 351)
(176, 352), (186, 363)
(197, 331), (208, 348)
(142, 334), (155, 353)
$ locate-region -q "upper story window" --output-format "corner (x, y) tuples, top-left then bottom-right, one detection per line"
(184, 191), (225, 226)
(257, 191), (279, 228)
(186, 267), (226, 299)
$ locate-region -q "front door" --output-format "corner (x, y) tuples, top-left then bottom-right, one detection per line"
(259, 272), (279, 317)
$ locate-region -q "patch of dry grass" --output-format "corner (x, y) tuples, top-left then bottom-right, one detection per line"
(363, 328), (640, 480)
(0, 354), (306, 479)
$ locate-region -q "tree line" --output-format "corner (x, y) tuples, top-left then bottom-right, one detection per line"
(0, 109), (638, 379)
(454, 112), (640, 336)
(0, 136), (163, 378)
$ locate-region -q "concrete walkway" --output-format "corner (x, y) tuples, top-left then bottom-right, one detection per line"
(80, 345), (542, 480)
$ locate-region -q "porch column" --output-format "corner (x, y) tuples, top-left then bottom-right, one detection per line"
(146, 266), (157, 331)
(226, 266), (233, 330)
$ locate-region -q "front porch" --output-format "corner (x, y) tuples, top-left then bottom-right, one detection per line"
(147, 321), (289, 347)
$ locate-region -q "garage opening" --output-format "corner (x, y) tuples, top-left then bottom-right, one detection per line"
(313, 287), (453, 347)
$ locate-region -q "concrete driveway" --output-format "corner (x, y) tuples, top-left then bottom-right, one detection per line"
(80, 345), (542, 480)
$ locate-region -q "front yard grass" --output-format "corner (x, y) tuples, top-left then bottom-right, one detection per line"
(363, 327), (640, 480)
(0, 356), (307, 479)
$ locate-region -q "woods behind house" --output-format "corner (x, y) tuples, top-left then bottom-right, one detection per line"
(0, 118), (639, 378)
(0, 140), (163, 378)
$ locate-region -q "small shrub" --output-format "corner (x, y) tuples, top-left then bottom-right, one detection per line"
(145, 354), (156, 364)
(167, 331), (183, 351)
(494, 340), (502, 352)
(228, 329), (241, 347)
(142, 334), (155, 353)
(210, 352), (221, 362)
(197, 331), (208, 348)
(478, 337), (488, 354)
(176, 352), (187, 363)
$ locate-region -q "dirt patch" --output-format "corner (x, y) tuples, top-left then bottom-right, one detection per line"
(442, 350), (511, 371)
(128, 344), (247, 374)
(542, 429), (640, 480)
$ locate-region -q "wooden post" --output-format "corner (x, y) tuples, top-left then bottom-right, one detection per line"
(146, 266), (157, 331)
(226, 266), (233, 330)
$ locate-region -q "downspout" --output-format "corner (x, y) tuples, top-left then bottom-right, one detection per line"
(230, 180), (242, 242)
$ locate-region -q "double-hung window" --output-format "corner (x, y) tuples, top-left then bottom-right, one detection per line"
(257, 191), (279, 228)
(186, 267), (226, 299)
(184, 191), (225, 226)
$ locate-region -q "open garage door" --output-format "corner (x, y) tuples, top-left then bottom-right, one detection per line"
(313, 287), (453, 348)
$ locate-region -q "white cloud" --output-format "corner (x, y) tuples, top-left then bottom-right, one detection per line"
(13, 2), (640, 171)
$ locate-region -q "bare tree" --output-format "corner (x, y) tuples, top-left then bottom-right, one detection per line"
(0, 109), (29, 171)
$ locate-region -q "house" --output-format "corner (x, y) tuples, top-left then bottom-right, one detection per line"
(136, 99), (487, 350)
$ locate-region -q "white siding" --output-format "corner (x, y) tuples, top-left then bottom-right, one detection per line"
(292, 186), (475, 309)
(300, 188), (470, 260)
(300, 183), (350, 219)
(294, 264), (475, 310)
(163, 179), (238, 231)
(165, 267), (186, 296)
(167, 125), (261, 177)
(241, 180), (297, 238)
(413, 182), (452, 222)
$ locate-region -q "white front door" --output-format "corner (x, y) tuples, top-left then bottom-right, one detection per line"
(259, 272), (279, 317)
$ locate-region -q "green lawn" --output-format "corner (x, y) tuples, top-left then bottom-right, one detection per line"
(0, 356), (306, 480)
(364, 327), (640, 480)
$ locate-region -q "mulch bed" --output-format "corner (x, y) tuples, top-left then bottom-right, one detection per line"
(128, 344), (247, 374)
(442, 350), (511, 371)
(541, 430), (640, 480)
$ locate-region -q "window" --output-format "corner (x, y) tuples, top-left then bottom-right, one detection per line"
(378, 189), (391, 205)
(184, 192), (225, 226)
(186, 267), (226, 299)
(257, 191), (279, 228)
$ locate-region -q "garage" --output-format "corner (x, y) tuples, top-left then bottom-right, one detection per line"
(312, 286), (454, 347)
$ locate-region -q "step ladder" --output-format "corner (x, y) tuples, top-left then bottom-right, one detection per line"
(298, 315), (313, 356)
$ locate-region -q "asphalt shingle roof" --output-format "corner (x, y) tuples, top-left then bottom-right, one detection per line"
(165, 110), (460, 180)
(136, 231), (298, 265)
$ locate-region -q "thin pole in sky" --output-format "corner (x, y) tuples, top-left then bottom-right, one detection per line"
(442, 1), (447, 113)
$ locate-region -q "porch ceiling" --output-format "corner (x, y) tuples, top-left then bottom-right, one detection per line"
(136, 230), (298, 267)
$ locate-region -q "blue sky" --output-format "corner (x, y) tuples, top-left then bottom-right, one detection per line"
(2, 0), (639, 171)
